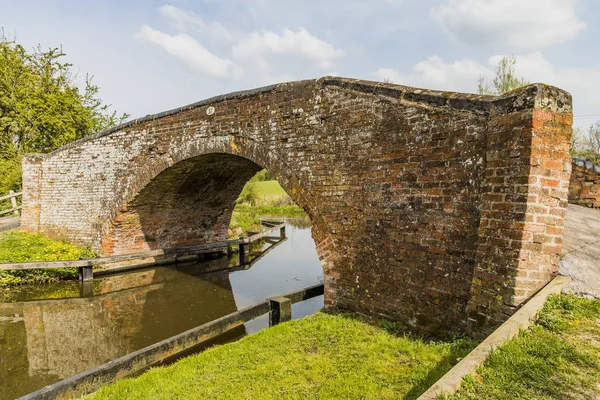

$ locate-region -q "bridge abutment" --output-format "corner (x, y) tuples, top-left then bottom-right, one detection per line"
(467, 85), (573, 336)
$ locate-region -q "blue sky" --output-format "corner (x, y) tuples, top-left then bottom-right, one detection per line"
(2, 0), (599, 127)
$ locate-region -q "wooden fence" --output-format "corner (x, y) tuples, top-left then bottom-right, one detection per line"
(0, 222), (286, 282)
(0, 190), (21, 217)
(19, 283), (325, 400)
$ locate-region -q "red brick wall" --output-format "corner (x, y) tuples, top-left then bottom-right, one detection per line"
(467, 87), (572, 336)
(569, 158), (600, 208)
(21, 77), (573, 336)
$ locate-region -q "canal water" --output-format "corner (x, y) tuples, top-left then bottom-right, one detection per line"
(0, 218), (323, 399)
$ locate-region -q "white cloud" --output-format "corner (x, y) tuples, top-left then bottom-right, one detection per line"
(134, 25), (240, 78)
(374, 53), (600, 125)
(135, 8), (345, 81)
(158, 4), (236, 42)
(261, 72), (297, 85)
(232, 28), (345, 70)
(431, 0), (586, 49)
(375, 56), (491, 92)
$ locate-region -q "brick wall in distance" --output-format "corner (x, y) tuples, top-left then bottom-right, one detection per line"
(569, 158), (600, 208)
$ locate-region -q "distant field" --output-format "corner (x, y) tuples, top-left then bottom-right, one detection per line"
(254, 180), (287, 198)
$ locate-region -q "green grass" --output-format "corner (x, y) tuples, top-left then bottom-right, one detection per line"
(253, 180), (287, 198)
(0, 231), (95, 286)
(89, 312), (476, 400)
(234, 204), (306, 217)
(229, 204), (307, 239)
(450, 294), (600, 400)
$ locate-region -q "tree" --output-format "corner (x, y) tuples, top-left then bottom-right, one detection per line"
(571, 122), (600, 164)
(477, 55), (529, 96)
(0, 34), (128, 197)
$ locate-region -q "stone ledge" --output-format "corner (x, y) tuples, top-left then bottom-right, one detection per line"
(572, 157), (600, 174)
(418, 275), (572, 400)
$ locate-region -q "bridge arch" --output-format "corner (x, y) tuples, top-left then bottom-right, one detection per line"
(21, 77), (574, 336)
(100, 146), (325, 257)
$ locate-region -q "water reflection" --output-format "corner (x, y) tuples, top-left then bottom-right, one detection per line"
(0, 218), (323, 400)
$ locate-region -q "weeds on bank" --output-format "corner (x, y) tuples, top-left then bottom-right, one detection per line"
(0, 231), (95, 286)
(229, 177), (307, 239)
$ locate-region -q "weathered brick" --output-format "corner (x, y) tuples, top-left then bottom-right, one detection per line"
(569, 158), (600, 208)
(20, 78), (573, 337)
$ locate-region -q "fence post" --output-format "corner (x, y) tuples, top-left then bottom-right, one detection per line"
(9, 190), (18, 216)
(78, 266), (93, 281)
(269, 296), (292, 326)
(239, 243), (249, 264)
(280, 226), (286, 239)
(79, 280), (94, 297)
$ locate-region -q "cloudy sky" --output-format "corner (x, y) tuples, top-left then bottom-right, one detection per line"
(2, 0), (599, 127)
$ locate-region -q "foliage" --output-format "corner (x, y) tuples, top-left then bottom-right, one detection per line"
(235, 179), (258, 206)
(235, 173), (297, 208)
(228, 210), (261, 238)
(571, 122), (600, 164)
(234, 204), (306, 216)
(0, 33), (128, 195)
(477, 55), (529, 96)
(0, 280), (83, 302)
(89, 311), (476, 400)
(253, 169), (273, 181)
(451, 294), (600, 399)
(0, 231), (95, 286)
(235, 171), (280, 206)
(228, 204), (307, 239)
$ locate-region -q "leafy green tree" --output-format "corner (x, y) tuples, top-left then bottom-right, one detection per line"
(0, 34), (128, 198)
(478, 55), (529, 95)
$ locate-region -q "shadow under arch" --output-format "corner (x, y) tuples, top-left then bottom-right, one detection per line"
(101, 147), (328, 262)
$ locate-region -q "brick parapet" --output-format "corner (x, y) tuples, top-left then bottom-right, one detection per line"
(569, 157), (600, 208)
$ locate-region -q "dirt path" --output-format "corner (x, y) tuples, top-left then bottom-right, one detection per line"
(0, 216), (20, 232)
(560, 204), (600, 299)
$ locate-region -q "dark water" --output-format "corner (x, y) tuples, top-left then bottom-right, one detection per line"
(0, 218), (323, 399)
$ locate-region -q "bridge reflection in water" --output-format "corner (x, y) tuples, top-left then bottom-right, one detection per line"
(0, 218), (323, 400)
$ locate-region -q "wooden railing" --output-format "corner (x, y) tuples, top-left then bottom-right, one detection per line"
(0, 190), (21, 217)
(0, 222), (286, 282)
(19, 283), (325, 400)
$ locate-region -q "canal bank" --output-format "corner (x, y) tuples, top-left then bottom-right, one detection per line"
(0, 218), (322, 399)
(83, 293), (600, 400)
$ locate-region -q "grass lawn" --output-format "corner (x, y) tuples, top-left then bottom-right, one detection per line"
(89, 312), (475, 400)
(253, 180), (287, 198)
(451, 294), (600, 400)
(229, 204), (307, 238)
(0, 231), (95, 286)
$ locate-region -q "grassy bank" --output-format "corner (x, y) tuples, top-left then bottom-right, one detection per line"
(89, 312), (475, 399)
(451, 294), (600, 399)
(229, 177), (307, 238)
(229, 204), (307, 238)
(0, 231), (95, 286)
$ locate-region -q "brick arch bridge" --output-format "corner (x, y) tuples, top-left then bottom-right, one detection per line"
(21, 77), (573, 336)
